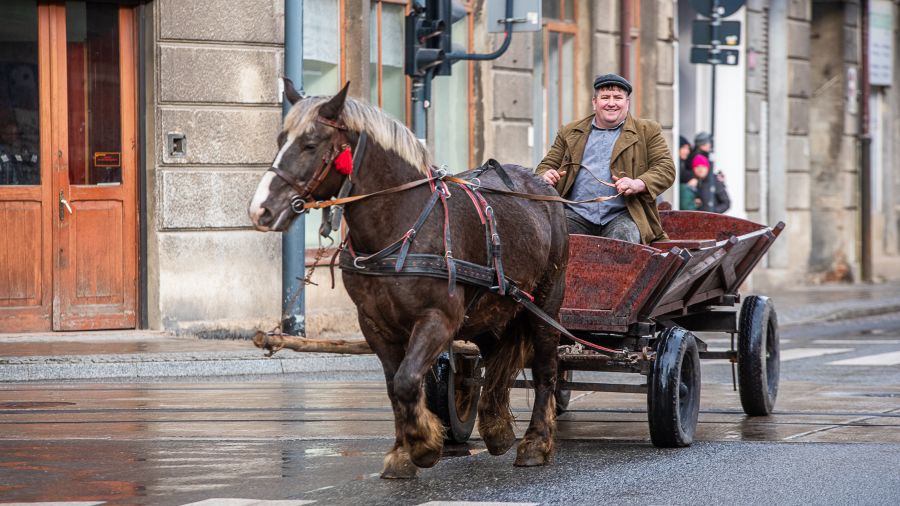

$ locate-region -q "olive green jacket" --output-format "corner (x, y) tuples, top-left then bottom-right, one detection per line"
(535, 114), (676, 243)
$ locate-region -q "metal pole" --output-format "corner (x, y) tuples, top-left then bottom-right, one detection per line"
(282, 0), (306, 335)
(709, 0), (721, 154)
(860, 0), (873, 282)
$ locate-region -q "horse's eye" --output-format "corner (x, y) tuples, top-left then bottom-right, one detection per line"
(303, 144), (317, 152)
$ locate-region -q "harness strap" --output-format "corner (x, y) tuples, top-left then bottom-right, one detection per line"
(395, 188), (443, 271)
(324, 131), (369, 237)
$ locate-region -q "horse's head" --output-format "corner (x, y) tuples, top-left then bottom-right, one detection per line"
(249, 80), (353, 232)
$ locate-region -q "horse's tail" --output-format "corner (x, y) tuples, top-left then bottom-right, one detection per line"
(482, 313), (533, 403)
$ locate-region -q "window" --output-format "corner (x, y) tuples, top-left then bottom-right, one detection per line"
(540, 1), (579, 149)
(303, 0), (342, 247)
(303, 0), (342, 96)
(432, 3), (473, 173)
(370, 0), (408, 123)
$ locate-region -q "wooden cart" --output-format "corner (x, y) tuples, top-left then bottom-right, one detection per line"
(427, 210), (785, 447)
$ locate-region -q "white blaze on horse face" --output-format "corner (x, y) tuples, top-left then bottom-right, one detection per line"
(248, 171), (276, 228)
(249, 136), (296, 229)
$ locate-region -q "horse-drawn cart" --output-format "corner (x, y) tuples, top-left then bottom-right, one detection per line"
(424, 210), (785, 447)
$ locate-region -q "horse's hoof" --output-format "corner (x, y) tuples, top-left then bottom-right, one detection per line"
(409, 445), (442, 468)
(481, 424), (516, 456)
(381, 447), (418, 479)
(513, 440), (552, 467)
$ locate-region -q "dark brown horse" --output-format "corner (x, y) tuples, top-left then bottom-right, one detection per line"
(249, 82), (568, 478)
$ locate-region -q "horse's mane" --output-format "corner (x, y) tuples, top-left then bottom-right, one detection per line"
(283, 96), (433, 176)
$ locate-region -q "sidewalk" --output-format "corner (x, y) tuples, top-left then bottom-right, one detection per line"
(2, 282), (900, 382)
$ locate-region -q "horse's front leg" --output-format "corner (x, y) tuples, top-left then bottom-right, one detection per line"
(359, 314), (418, 479)
(393, 308), (457, 469)
(514, 318), (559, 467)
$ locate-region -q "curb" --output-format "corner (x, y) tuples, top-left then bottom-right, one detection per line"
(0, 352), (381, 382)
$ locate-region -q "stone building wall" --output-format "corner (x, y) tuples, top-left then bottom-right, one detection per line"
(148, 0), (285, 334)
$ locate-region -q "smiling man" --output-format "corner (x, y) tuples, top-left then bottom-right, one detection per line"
(536, 73), (675, 244)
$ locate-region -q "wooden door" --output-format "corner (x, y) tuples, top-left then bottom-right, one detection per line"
(0, 2), (137, 332)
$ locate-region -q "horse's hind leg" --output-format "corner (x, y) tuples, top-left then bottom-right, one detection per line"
(393, 309), (456, 469)
(514, 317), (559, 466)
(476, 327), (522, 456)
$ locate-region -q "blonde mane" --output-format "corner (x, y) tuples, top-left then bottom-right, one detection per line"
(282, 96), (433, 175)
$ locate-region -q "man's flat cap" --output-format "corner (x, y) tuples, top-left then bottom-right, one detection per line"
(694, 131), (712, 145)
(593, 73), (632, 95)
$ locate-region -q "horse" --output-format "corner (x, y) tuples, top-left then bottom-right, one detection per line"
(248, 81), (569, 478)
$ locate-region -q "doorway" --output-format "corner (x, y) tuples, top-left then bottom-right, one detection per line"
(0, 1), (138, 332)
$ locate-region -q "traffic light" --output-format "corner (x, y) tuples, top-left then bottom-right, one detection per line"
(404, 4), (445, 77)
(404, 1), (467, 77)
(431, 0), (468, 76)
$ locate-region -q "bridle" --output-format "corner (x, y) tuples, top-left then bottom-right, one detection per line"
(268, 116), (351, 214)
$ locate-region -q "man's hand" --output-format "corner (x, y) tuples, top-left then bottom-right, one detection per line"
(612, 175), (647, 196)
(541, 169), (567, 186)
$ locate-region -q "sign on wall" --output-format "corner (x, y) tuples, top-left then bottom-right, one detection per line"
(869, 0), (894, 87)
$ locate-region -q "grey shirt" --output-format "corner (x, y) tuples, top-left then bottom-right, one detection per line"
(566, 122), (626, 225)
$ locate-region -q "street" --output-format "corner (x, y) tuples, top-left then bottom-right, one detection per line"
(2, 313), (900, 505)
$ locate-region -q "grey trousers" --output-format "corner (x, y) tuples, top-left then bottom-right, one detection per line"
(565, 209), (641, 244)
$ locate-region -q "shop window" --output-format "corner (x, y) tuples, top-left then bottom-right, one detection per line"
(370, 0), (408, 123)
(432, 4), (473, 173)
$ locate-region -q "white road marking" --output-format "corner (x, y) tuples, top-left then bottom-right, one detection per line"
(812, 339), (900, 345)
(779, 348), (854, 361)
(701, 338), (791, 345)
(418, 503), (538, 506)
(828, 351), (900, 366)
(180, 500), (315, 506)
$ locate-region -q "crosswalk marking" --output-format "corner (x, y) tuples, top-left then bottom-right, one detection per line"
(779, 348), (853, 362)
(181, 500), (315, 506)
(828, 350), (900, 366)
(812, 339), (900, 345)
(418, 503), (538, 506)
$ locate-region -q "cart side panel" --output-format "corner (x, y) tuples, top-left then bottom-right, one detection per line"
(560, 235), (684, 331)
(660, 210), (767, 241)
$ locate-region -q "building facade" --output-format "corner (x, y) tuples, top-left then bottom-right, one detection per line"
(0, 0), (896, 335)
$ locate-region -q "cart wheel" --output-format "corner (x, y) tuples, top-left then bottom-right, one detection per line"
(738, 295), (780, 416)
(425, 351), (482, 443)
(555, 369), (573, 416)
(648, 326), (701, 448)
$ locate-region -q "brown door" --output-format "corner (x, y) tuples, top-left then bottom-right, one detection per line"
(0, 1), (137, 332)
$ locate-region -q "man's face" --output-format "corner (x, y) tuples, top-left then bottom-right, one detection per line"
(592, 86), (629, 128)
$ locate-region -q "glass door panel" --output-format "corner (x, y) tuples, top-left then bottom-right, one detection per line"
(66, 1), (122, 185)
(0, 1), (40, 186)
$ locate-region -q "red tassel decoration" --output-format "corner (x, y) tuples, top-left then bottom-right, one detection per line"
(334, 148), (353, 175)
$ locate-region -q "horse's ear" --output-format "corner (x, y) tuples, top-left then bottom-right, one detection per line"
(283, 77), (303, 105)
(319, 82), (350, 121)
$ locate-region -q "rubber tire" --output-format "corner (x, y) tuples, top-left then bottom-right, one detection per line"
(648, 326), (702, 448)
(424, 352), (482, 443)
(738, 295), (780, 416)
(555, 369), (573, 416)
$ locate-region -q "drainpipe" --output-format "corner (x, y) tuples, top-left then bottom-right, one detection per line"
(282, 0), (306, 335)
(621, 0), (633, 80)
(860, 0), (873, 282)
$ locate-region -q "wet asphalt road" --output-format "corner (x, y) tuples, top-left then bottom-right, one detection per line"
(1, 313), (900, 505)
